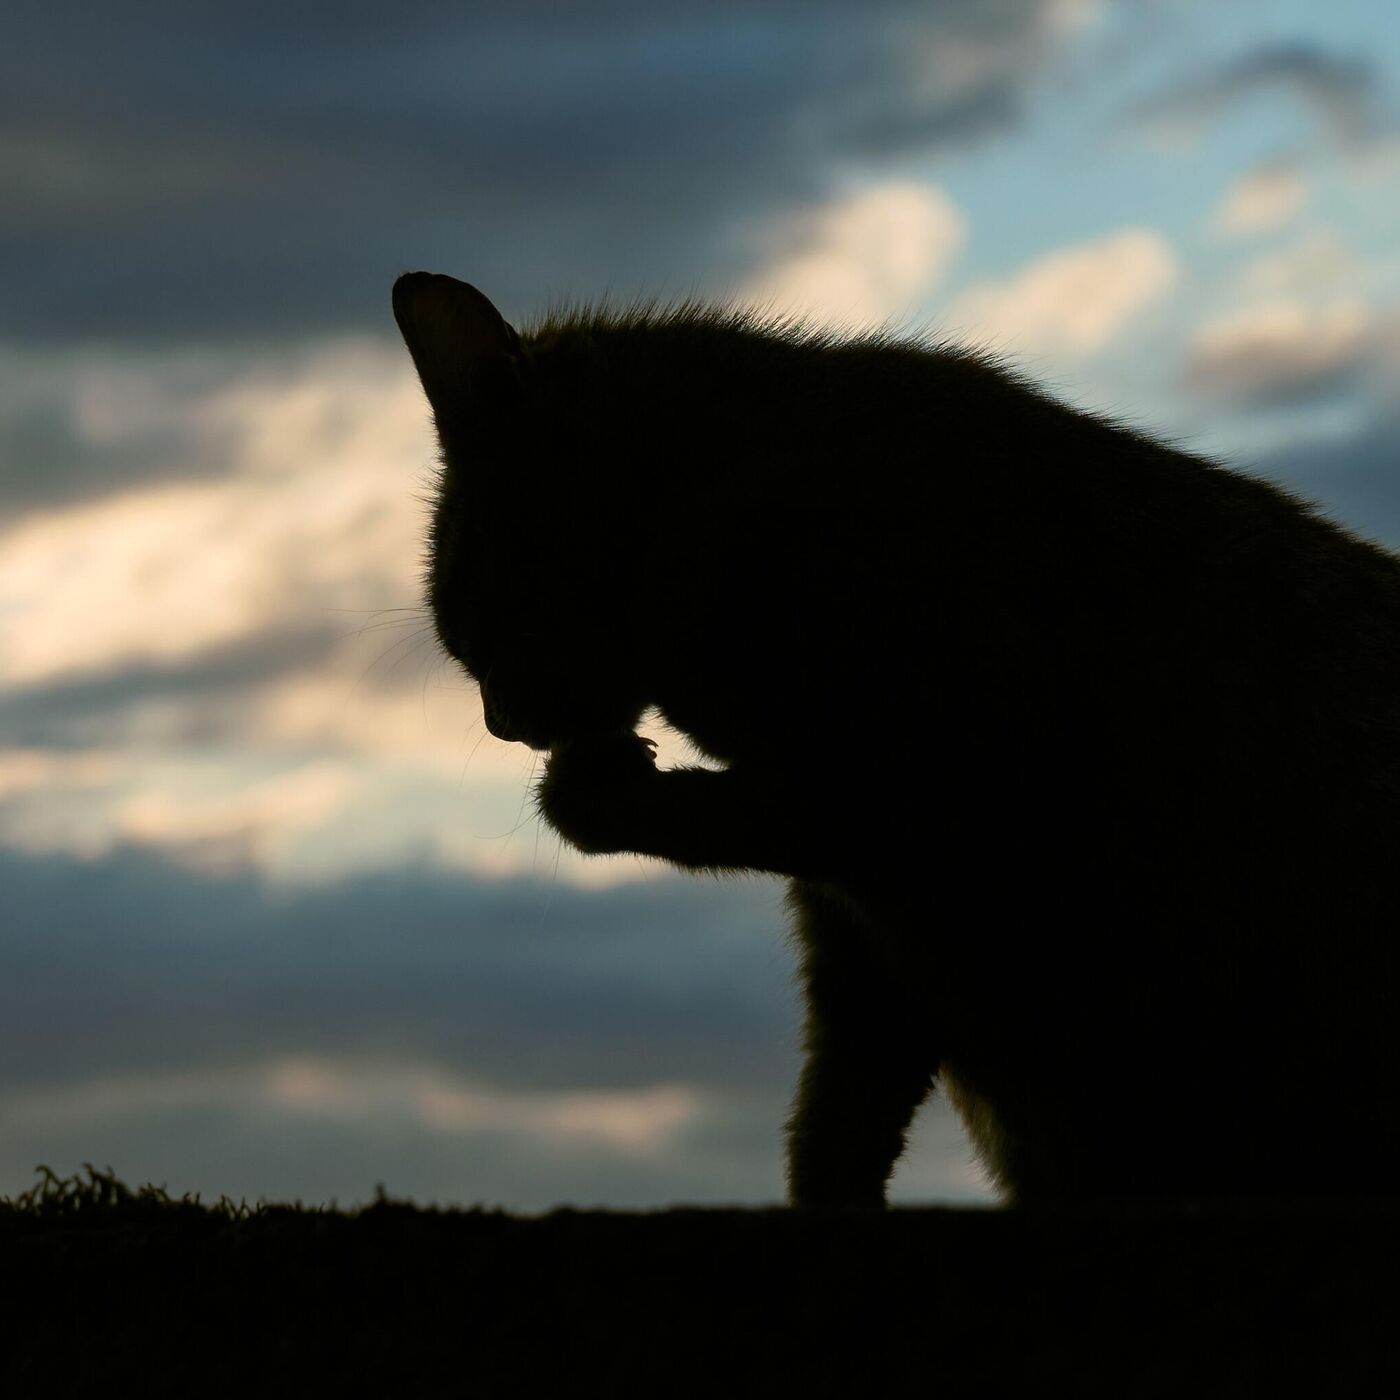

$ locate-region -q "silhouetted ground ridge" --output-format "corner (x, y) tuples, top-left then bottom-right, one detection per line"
(6, 1166), (1398, 1397)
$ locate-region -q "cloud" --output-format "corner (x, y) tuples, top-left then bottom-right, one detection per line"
(1212, 163), (1308, 239)
(0, 333), (747, 888)
(264, 1059), (702, 1154)
(822, 0), (1102, 157)
(0, 747), (119, 799)
(0, 844), (792, 1093)
(0, 729), (649, 887)
(110, 760), (365, 877)
(0, 626), (350, 748)
(1134, 42), (1387, 150)
(0, 1053), (985, 1208)
(8, 1056), (706, 1158)
(1183, 299), (1373, 406)
(1241, 228), (1355, 296)
(1253, 411), (1400, 552)
(0, 345), (261, 515)
(0, 338), (723, 888)
(0, 340), (427, 688)
(0, 1), (1094, 344)
(739, 181), (966, 330)
(946, 227), (1177, 357)
(0, 842), (988, 1207)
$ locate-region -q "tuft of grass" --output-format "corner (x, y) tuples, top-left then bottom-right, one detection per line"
(3, 1163), (260, 1222)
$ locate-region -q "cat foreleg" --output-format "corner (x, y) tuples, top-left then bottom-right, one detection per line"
(784, 882), (935, 1209)
(538, 732), (832, 877)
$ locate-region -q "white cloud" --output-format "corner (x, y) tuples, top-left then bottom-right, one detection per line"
(0, 747), (119, 799)
(0, 728), (699, 888)
(2, 1057), (706, 1160)
(1212, 164), (1308, 238)
(947, 227), (1178, 357)
(740, 181), (966, 331)
(1242, 227), (1354, 294)
(1045, 0), (1104, 33)
(110, 760), (363, 876)
(0, 339), (647, 886)
(1343, 134), (1400, 185)
(264, 1059), (703, 1155)
(1184, 298), (1372, 402)
(0, 340), (429, 689)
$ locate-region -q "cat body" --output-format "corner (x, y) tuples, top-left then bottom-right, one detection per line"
(394, 271), (1400, 1206)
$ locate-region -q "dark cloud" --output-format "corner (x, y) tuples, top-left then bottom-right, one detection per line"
(0, 354), (248, 513)
(0, 844), (796, 1206)
(0, 398), (185, 513)
(0, 1), (1081, 344)
(1134, 42), (1390, 148)
(1181, 335), (1373, 409)
(0, 842), (983, 1207)
(0, 844), (794, 1096)
(1252, 413), (1400, 552)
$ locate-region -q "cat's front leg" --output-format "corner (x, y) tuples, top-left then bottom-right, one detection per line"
(785, 881), (936, 1209)
(538, 737), (829, 877)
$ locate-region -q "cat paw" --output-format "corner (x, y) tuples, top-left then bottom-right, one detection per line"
(536, 731), (660, 855)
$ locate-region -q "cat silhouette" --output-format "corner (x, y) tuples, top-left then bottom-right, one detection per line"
(393, 270), (1400, 1207)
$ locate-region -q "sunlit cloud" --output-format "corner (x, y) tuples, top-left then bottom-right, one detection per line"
(0, 672), (704, 887)
(0, 747), (120, 799)
(111, 760), (364, 877)
(946, 227), (1177, 357)
(265, 1059), (704, 1155)
(0, 340), (428, 689)
(739, 181), (966, 331)
(1212, 163), (1308, 239)
(0, 739), (662, 887)
(0, 337), (587, 886)
(1184, 298), (1373, 404)
(2, 1058), (706, 1161)
(1242, 228), (1355, 295)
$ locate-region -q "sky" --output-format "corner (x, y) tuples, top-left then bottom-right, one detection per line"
(2, 0), (1399, 1211)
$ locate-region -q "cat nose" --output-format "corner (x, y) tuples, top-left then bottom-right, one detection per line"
(480, 686), (516, 740)
(481, 682), (552, 749)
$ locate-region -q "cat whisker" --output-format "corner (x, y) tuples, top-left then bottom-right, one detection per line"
(322, 605), (426, 641)
(378, 632), (439, 685)
(360, 625), (435, 682)
(533, 828), (565, 933)
(484, 751), (540, 848)
(322, 606), (424, 614)
(475, 809), (543, 842)
(421, 650), (449, 728)
(458, 721), (490, 790)
(530, 755), (544, 873)
(339, 617), (430, 643)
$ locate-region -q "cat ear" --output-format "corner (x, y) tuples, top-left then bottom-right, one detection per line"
(392, 272), (522, 414)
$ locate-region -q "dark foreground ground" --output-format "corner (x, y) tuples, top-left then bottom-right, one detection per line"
(6, 1167), (1398, 1397)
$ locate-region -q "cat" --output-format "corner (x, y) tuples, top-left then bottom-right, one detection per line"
(393, 269), (1400, 1208)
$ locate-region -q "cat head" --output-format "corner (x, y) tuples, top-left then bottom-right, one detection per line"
(393, 271), (655, 750)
